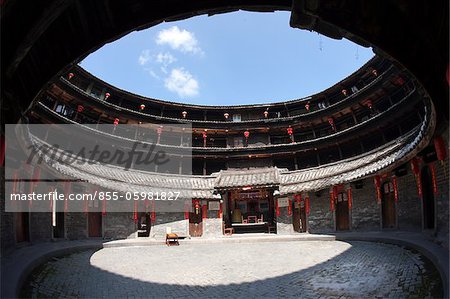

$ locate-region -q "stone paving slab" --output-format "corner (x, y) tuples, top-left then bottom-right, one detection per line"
(22, 240), (443, 298)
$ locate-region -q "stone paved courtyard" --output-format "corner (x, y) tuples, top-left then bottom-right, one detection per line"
(23, 241), (442, 298)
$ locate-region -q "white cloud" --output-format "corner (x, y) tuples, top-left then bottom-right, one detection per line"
(164, 68), (199, 97)
(156, 26), (202, 54)
(138, 49), (151, 65)
(156, 52), (177, 66)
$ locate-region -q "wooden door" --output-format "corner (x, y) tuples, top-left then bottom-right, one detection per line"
(88, 212), (102, 237)
(382, 182), (396, 228)
(293, 201), (307, 232)
(336, 193), (349, 231)
(15, 212), (29, 243)
(189, 200), (203, 237)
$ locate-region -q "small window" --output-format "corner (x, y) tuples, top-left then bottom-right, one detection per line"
(232, 114), (241, 122)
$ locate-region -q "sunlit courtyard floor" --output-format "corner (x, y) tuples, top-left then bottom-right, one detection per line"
(23, 241), (442, 298)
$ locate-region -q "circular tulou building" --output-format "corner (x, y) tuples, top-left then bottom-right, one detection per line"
(1, 1), (448, 298)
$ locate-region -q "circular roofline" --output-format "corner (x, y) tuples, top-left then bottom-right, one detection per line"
(72, 55), (379, 110)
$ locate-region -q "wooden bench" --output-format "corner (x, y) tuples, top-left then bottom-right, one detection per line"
(165, 233), (179, 246)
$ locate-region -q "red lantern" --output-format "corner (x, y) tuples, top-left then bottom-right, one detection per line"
(305, 102), (310, 112)
(392, 176), (399, 202)
(68, 72), (74, 80)
(105, 92), (111, 100)
(263, 111), (269, 118)
(77, 105), (84, 113)
(394, 76), (404, 86)
(202, 131), (207, 139)
(113, 118), (119, 126)
(434, 136), (447, 162)
(157, 127), (163, 135)
(287, 127), (293, 136)
(139, 104), (145, 111)
(429, 162), (438, 195)
(341, 89), (348, 96)
(372, 69), (378, 76)
(224, 112), (230, 119)
(374, 175), (382, 204)
(182, 111), (188, 118)
(366, 100), (373, 109)
(194, 200), (201, 215)
(244, 131), (250, 138)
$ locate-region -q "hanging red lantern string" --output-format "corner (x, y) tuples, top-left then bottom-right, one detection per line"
(392, 176), (399, 202)
(202, 203), (207, 219)
(276, 199), (280, 217)
(366, 100), (373, 110)
(341, 89), (348, 96)
(244, 130), (250, 147)
(347, 186), (353, 209)
(182, 111), (188, 118)
(328, 117), (336, 132)
(139, 104), (146, 111)
(263, 110), (269, 118)
(77, 105), (84, 113)
(105, 92), (111, 100)
(202, 131), (207, 147)
(374, 175), (382, 204)
(305, 194), (310, 216)
(305, 102), (310, 112)
(113, 118), (119, 126)
(63, 181), (71, 213)
(224, 112), (230, 119)
(68, 73), (74, 80)
(429, 162), (438, 195)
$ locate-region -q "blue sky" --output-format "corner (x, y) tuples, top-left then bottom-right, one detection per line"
(80, 11), (374, 106)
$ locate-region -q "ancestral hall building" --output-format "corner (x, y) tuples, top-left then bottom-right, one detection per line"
(3, 53), (446, 246)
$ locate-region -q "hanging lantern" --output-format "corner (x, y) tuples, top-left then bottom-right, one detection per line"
(263, 110), (269, 118)
(77, 105), (84, 113)
(287, 127), (293, 136)
(139, 104), (145, 111)
(341, 89), (348, 96)
(113, 118), (119, 126)
(347, 186), (353, 209)
(374, 175), (382, 204)
(434, 136), (447, 164)
(202, 131), (207, 139)
(224, 112), (230, 119)
(157, 126), (163, 135)
(372, 69), (378, 76)
(366, 100), (373, 109)
(244, 131), (250, 138)
(305, 102), (310, 112)
(194, 200), (201, 215)
(328, 117), (336, 131)
(429, 162), (438, 195)
(105, 92), (111, 100)
(182, 111), (188, 118)
(392, 176), (399, 202)
(68, 72), (74, 80)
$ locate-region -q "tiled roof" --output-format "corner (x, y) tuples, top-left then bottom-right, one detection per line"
(214, 167), (285, 189)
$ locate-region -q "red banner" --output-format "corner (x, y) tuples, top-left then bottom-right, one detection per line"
(288, 199), (292, 216)
(347, 187), (353, 209)
(151, 201), (156, 222)
(416, 172), (423, 198)
(329, 189), (335, 212)
(276, 199), (280, 216)
(202, 204), (207, 219)
(218, 202), (223, 219)
(429, 162), (438, 195)
(133, 201), (138, 222)
(392, 176), (399, 202)
(305, 196), (310, 215)
(374, 176), (381, 204)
